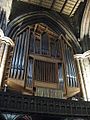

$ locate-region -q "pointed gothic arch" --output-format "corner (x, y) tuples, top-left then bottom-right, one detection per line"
(6, 11), (81, 52)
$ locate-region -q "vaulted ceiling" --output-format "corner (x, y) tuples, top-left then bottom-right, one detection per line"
(8, 0), (87, 52)
(10, 0), (86, 39)
(20, 0), (84, 17)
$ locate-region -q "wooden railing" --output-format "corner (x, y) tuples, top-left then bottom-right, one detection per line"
(0, 91), (90, 117)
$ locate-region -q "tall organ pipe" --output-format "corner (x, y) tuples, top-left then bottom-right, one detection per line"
(10, 28), (31, 84)
(24, 28), (31, 87)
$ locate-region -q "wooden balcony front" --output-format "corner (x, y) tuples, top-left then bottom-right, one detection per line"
(6, 77), (80, 99)
(0, 91), (90, 118)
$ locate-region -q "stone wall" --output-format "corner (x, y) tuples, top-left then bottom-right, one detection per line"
(0, 0), (13, 21)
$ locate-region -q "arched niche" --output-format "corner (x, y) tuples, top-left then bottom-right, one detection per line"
(6, 11), (81, 52)
(3, 11), (81, 99)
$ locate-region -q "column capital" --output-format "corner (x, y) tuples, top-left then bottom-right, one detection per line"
(74, 50), (90, 60)
(83, 50), (90, 58)
(0, 36), (14, 47)
(74, 54), (83, 59)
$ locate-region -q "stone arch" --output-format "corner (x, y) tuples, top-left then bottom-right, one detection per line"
(6, 11), (81, 52)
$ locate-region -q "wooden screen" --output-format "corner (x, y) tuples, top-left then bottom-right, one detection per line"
(29, 32), (35, 53)
(8, 24), (79, 98)
(28, 31), (62, 59)
(34, 60), (56, 83)
(26, 58), (33, 88)
(58, 63), (64, 90)
(41, 32), (49, 55)
(35, 38), (40, 54)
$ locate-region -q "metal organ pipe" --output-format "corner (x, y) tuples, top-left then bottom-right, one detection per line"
(20, 31), (26, 80)
(68, 47), (73, 87)
(71, 51), (77, 87)
(67, 46), (73, 87)
(64, 42), (77, 87)
(10, 27), (32, 88)
(18, 31), (26, 80)
(69, 48), (77, 87)
(10, 37), (19, 78)
(65, 44), (70, 86)
(13, 35), (21, 79)
(24, 28), (31, 87)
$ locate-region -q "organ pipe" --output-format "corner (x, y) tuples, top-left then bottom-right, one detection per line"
(8, 24), (79, 98)
(24, 28), (31, 87)
(10, 28), (31, 84)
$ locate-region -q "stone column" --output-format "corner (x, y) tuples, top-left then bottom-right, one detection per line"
(0, 43), (8, 86)
(0, 1), (13, 87)
(74, 54), (87, 101)
(78, 0), (90, 101)
(0, 31), (14, 87)
(0, 43), (5, 64)
(74, 51), (90, 101)
(0, 29), (4, 64)
(0, 0), (13, 22)
(82, 51), (90, 101)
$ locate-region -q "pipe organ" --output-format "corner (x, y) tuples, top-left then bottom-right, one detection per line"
(6, 24), (80, 99)
(64, 43), (78, 87)
(10, 29), (30, 80)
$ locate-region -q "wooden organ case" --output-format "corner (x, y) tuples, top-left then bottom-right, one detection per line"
(6, 23), (80, 99)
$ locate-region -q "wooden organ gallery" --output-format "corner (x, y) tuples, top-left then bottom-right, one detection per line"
(4, 23), (80, 99)
(1, 0), (90, 119)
